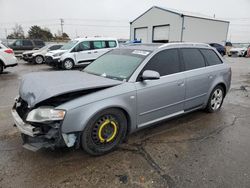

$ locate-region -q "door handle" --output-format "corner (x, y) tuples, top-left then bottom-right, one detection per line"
(93, 51), (98, 53)
(87, 52), (91, 54)
(177, 81), (185, 87)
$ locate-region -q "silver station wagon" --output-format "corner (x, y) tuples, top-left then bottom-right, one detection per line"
(12, 43), (231, 155)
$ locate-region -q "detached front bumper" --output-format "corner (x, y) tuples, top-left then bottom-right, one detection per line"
(45, 56), (62, 68)
(12, 103), (66, 151)
(22, 54), (33, 62)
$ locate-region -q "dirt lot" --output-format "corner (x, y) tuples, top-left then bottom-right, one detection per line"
(0, 58), (250, 188)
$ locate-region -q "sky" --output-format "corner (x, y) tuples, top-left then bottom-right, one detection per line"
(0, 0), (250, 42)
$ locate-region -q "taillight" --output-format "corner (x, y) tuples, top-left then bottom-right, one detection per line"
(4, 49), (14, 54)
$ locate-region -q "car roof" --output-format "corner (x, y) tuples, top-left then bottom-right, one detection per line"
(74, 37), (118, 42)
(121, 42), (211, 51)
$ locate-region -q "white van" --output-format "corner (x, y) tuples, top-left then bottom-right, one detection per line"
(45, 37), (118, 70)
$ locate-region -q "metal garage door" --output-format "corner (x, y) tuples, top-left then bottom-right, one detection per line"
(135, 27), (148, 43)
(153, 25), (170, 43)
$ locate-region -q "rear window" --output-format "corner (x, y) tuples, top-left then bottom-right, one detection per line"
(200, 49), (223, 66)
(93, 41), (106, 49)
(23, 40), (33, 46)
(181, 49), (206, 70)
(108, 40), (117, 48)
(33, 40), (45, 46)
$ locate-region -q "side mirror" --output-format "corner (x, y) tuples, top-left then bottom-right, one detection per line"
(141, 70), (160, 81)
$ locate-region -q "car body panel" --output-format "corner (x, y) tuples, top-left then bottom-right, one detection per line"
(19, 71), (122, 107)
(135, 72), (185, 127)
(59, 82), (137, 133)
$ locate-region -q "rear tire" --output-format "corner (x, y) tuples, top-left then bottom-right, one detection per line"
(62, 59), (74, 70)
(81, 108), (127, 156)
(205, 85), (224, 113)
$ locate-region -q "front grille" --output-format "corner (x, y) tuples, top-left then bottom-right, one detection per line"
(16, 98), (30, 120)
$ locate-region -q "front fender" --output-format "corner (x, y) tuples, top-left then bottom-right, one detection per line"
(60, 90), (137, 134)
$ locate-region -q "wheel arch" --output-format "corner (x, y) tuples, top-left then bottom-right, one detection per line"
(63, 57), (75, 65)
(216, 82), (227, 97)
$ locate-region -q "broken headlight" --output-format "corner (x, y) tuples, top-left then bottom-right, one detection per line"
(26, 107), (66, 123)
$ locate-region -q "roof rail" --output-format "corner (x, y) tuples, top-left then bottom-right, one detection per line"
(159, 42), (210, 48)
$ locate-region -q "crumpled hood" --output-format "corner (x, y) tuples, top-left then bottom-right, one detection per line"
(19, 71), (122, 107)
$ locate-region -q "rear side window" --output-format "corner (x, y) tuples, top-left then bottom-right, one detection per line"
(200, 49), (222, 66)
(142, 49), (181, 76)
(34, 40), (45, 46)
(15, 40), (23, 46)
(23, 40), (33, 46)
(181, 49), (206, 70)
(93, 41), (106, 49)
(108, 41), (117, 48)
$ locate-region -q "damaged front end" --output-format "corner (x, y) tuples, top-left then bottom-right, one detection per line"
(12, 97), (77, 152)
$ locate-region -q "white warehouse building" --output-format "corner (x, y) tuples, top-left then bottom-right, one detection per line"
(130, 6), (230, 44)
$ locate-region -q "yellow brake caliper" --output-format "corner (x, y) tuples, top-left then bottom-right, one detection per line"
(98, 119), (118, 143)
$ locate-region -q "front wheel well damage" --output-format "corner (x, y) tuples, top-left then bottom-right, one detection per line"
(216, 83), (227, 97)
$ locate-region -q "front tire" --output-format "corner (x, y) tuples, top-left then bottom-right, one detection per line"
(35, 55), (44, 64)
(81, 108), (127, 156)
(62, 59), (74, 70)
(205, 85), (224, 113)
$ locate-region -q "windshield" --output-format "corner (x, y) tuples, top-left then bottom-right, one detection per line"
(84, 48), (151, 81)
(60, 40), (78, 50)
(39, 45), (49, 51)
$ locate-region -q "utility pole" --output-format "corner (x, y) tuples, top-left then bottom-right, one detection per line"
(60, 18), (64, 36)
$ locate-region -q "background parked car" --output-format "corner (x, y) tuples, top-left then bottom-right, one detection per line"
(22, 44), (64, 64)
(228, 44), (248, 57)
(0, 42), (18, 74)
(246, 45), (250, 58)
(209, 43), (226, 56)
(225, 41), (233, 56)
(45, 37), (119, 70)
(8, 39), (45, 56)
